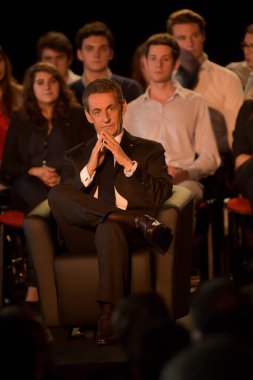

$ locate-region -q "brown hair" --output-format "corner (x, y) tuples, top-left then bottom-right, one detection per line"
(144, 33), (180, 62)
(0, 46), (22, 118)
(75, 21), (114, 50)
(21, 61), (78, 129)
(166, 9), (206, 34)
(36, 31), (73, 60)
(83, 78), (124, 112)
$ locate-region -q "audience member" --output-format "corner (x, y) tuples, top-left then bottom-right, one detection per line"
(189, 277), (251, 348)
(70, 21), (143, 104)
(167, 9), (244, 153)
(1, 62), (94, 305)
(130, 42), (149, 90)
(232, 98), (253, 210)
(0, 45), (22, 161)
(0, 305), (56, 379)
(159, 335), (253, 380)
(231, 97), (253, 282)
(112, 292), (190, 380)
(1, 61), (93, 214)
(36, 31), (80, 84)
(227, 24), (253, 96)
(124, 33), (220, 204)
(48, 78), (173, 345)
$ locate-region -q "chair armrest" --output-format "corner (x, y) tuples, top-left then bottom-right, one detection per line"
(26, 199), (51, 219)
(156, 185), (194, 319)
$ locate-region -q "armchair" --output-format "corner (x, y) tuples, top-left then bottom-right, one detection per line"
(23, 185), (194, 329)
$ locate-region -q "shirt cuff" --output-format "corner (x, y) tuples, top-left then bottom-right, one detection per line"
(80, 165), (95, 187)
(124, 161), (138, 177)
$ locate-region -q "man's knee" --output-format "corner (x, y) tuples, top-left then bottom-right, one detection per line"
(48, 184), (67, 207)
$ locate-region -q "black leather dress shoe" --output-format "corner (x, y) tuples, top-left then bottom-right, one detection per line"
(135, 215), (173, 254)
(96, 314), (116, 345)
(107, 212), (173, 254)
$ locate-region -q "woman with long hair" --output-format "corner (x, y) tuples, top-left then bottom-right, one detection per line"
(1, 61), (94, 213)
(0, 46), (22, 161)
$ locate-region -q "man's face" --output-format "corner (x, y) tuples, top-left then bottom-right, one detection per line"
(171, 23), (205, 62)
(144, 44), (176, 83)
(85, 91), (125, 137)
(77, 35), (113, 73)
(40, 48), (71, 80)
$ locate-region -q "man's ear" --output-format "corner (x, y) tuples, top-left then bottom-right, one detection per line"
(85, 110), (93, 124)
(122, 100), (127, 116)
(174, 58), (180, 70)
(77, 49), (83, 62)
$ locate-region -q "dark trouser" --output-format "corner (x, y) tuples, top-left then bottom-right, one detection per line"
(11, 175), (51, 286)
(48, 184), (148, 305)
(234, 157), (253, 210)
(12, 174), (50, 214)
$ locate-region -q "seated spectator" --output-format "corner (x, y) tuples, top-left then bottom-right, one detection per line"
(124, 33), (220, 204)
(70, 21), (143, 104)
(167, 9), (244, 153)
(232, 97), (253, 210)
(189, 277), (251, 348)
(1, 62), (94, 305)
(112, 292), (190, 380)
(1, 61), (93, 214)
(0, 45), (23, 205)
(0, 46), (22, 160)
(226, 24), (253, 97)
(36, 31), (80, 84)
(160, 335), (253, 380)
(0, 305), (56, 379)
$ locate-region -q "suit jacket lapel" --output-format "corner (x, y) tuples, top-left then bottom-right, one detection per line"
(114, 129), (136, 175)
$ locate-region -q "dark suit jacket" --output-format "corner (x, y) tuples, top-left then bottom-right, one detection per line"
(60, 129), (172, 211)
(70, 74), (143, 105)
(1, 105), (95, 181)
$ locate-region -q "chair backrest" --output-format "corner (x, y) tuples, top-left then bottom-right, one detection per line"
(24, 186), (194, 328)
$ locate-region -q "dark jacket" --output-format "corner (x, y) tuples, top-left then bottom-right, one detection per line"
(70, 74), (143, 105)
(60, 129), (172, 211)
(1, 105), (95, 181)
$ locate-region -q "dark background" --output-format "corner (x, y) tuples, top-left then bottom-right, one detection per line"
(1, 1), (252, 82)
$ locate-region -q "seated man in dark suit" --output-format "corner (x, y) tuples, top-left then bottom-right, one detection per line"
(48, 78), (173, 345)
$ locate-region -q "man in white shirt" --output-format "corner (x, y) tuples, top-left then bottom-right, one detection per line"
(226, 24), (253, 97)
(124, 33), (220, 203)
(167, 9), (244, 152)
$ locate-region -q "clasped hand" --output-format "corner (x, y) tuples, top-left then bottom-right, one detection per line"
(86, 131), (133, 176)
(28, 165), (60, 187)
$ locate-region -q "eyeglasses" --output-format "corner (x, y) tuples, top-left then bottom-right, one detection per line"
(241, 42), (253, 52)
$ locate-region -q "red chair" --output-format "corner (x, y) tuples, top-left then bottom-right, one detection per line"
(226, 196), (253, 284)
(0, 210), (25, 307)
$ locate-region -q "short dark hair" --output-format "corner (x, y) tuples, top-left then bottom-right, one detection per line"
(75, 21), (114, 50)
(36, 31), (73, 60)
(245, 24), (253, 34)
(82, 78), (124, 112)
(144, 33), (180, 62)
(166, 9), (206, 34)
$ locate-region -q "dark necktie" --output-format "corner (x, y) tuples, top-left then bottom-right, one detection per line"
(97, 150), (115, 205)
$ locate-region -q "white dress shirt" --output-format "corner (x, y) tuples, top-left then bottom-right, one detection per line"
(80, 130), (137, 210)
(195, 57), (244, 148)
(124, 82), (220, 182)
